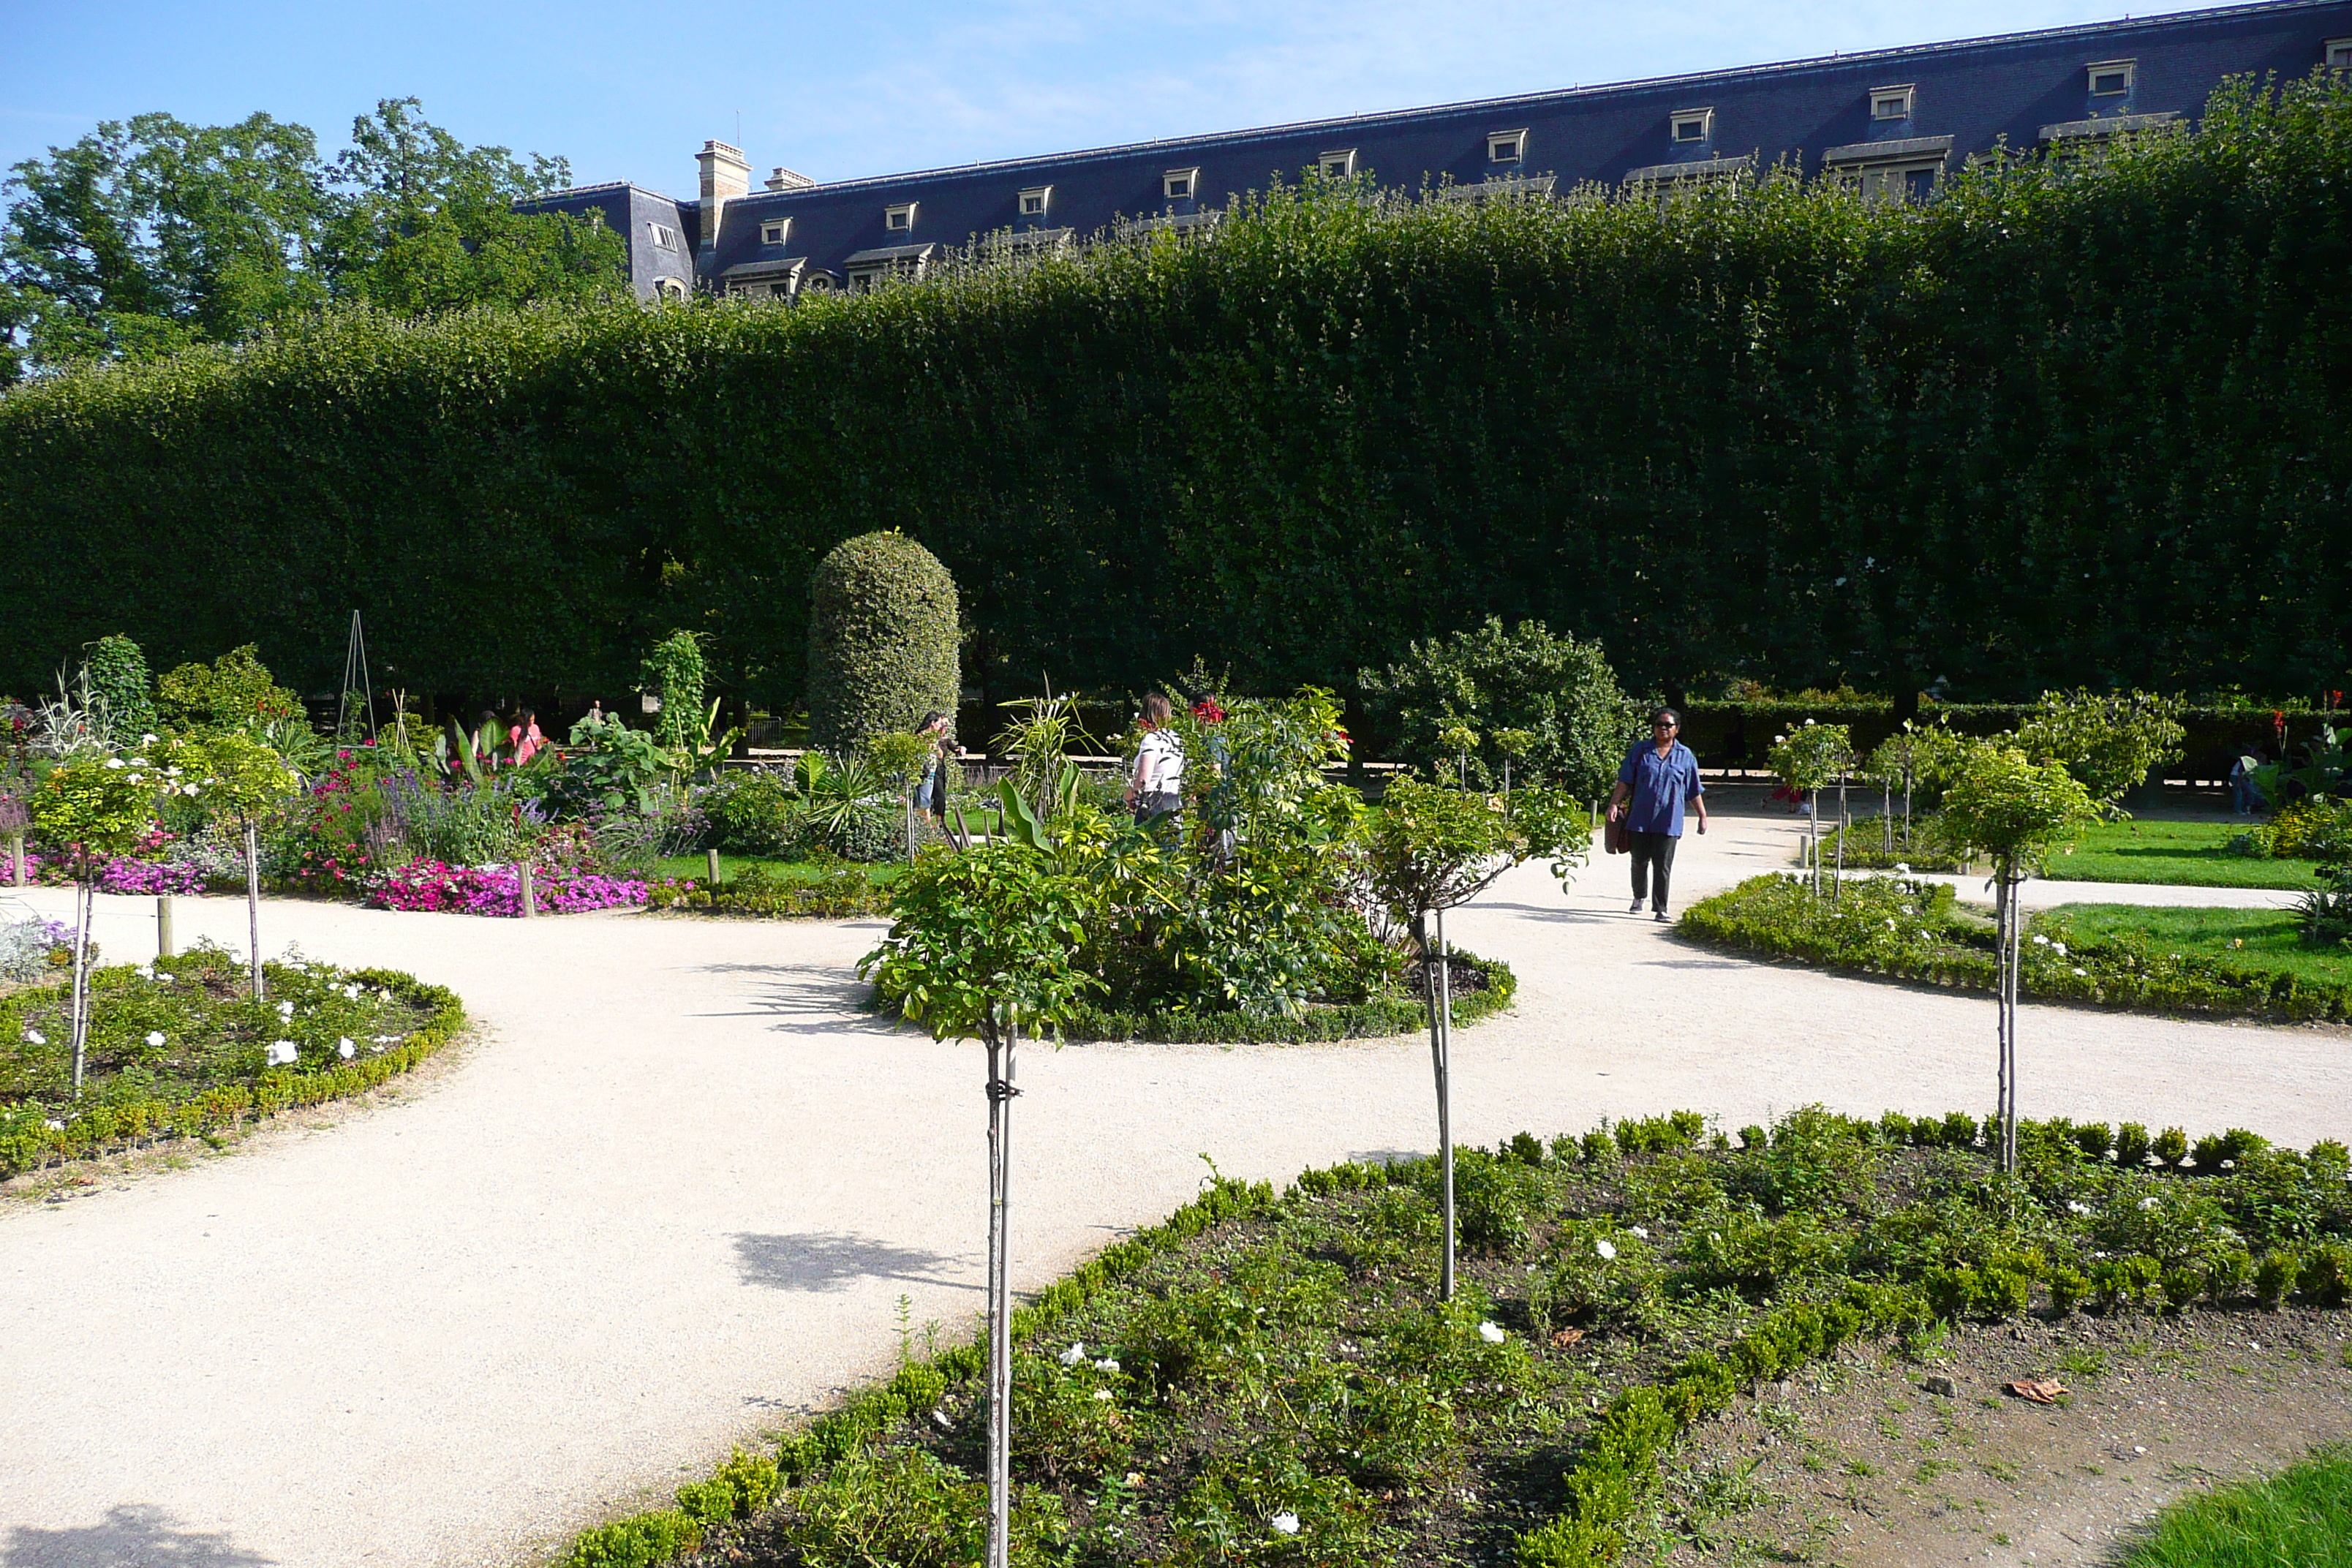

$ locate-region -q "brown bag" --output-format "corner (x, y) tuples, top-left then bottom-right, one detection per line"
(1605, 813), (1630, 855)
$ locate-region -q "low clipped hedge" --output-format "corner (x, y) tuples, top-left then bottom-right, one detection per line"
(1680, 872), (2352, 1024)
(1058, 951), (1515, 1043)
(0, 962), (464, 1178)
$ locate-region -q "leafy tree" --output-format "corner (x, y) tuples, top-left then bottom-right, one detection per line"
(857, 845), (1099, 1567)
(31, 747), (165, 1093)
(1359, 618), (1635, 797)
(1357, 776), (1588, 1299)
(1768, 720), (1852, 892)
(1861, 718), (1965, 849)
(176, 731), (301, 997)
(0, 112), (325, 377)
(2014, 688), (2187, 806)
(1937, 744), (2102, 1172)
(83, 634), (157, 740)
(322, 98), (623, 317)
(639, 630), (707, 751)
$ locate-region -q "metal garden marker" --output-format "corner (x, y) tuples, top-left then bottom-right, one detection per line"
(984, 1016), (1019, 1568)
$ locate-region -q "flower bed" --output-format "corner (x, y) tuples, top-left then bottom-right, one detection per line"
(364, 860), (647, 916)
(0, 945), (464, 1177)
(1680, 872), (2352, 1024)
(557, 1106), (2352, 1568)
(1058, 951), (1517, 1043)
(24, 850), (203, 894)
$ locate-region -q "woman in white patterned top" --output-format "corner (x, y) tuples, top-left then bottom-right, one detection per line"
(1126, 691), (1186, 823)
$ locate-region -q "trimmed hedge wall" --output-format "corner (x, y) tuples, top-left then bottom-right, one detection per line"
(3, 76), (2350, 719)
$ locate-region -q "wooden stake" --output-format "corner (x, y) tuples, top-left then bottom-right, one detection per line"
(705, 846), (721, 891)
(519, 864), (538, 919)
(157, 894), (174, 958)
(984, 1022), (1019, 1568)
(1431, 907), (1456, 1302)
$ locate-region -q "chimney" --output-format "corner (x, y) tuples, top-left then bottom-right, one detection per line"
(696, 140), (750, 253)
(765, 166), (815, 192)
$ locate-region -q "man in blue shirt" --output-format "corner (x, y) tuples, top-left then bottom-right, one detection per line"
(1605, 708), (1708, 921)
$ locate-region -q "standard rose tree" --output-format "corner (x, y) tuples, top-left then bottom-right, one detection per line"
(31, 749), (165, 1095)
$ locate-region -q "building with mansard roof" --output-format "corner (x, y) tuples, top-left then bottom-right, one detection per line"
(521, 0), (2352, 301)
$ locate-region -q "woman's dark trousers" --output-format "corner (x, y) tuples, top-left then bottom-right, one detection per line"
(1629, 831), (1678, 910)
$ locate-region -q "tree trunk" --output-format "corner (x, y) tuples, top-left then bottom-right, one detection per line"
(1808, 790), (1820, 894)
(1432, 906), (1455, 1302)
(1833, 777), (1847, 899)
(244, 815), (265, 999)
(1882, 785), (1893, 857)
(69, 878), (91, 1098)
(984, 1024), (1018, 1568)
(1999, 859), (2022, 1172)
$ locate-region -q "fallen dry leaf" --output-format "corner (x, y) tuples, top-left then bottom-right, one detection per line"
(2003, 1377), (2068, 1404)
(1550, 1327), (1585, 1349)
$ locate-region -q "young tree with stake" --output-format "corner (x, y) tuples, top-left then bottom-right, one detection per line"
(1357, 778), (1586, 1299)
(181, 731), (301, 998)
(859, 846), (1098, 1568)
(1937, 745), (2100, 1172)
(1768, 722), (1852, 894)
(31, 749), (165, 1096)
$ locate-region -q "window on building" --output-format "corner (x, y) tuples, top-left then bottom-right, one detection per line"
(1872, 85), (1915, 120)
(653, 276), (687, 301)
(1671, 108), (1713, 144)
(1019, 186), (1052, 216)
(647, 222), (679, 251)
(1163, 167), (1199, 200)
(1487, 129), (1526, 163)
(1319, 149), (1357, 178)
(2088, 59), (2135, 96)
(2327, 37), (2352, 69)
(760, 219), (791, 246)
(885, 203), (917, 232)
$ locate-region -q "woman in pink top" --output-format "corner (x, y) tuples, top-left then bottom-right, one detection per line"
(509, 709), (546, 766)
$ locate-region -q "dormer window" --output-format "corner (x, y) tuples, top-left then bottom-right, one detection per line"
(1487, 129), (1526, 163)
(1319, 148), (1357, 179)
(884, 202), (916, 232)
(1872, 85), (1915, 121)
(1671, 108), (1713, 144)
(760, 218), (791, 246)
(1019, 186), (1052, 216)
(2088, 60), (2135, 96)
(1163, 168), (1199, 200)
(2326, 37), (2352, 69)
(647, 222), (680, 252)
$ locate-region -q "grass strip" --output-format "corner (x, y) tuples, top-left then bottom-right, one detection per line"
(1681, 873), (2352, 1024)
(1820, 817), (2322, 891)
(2119, 1444), (2352, 1567)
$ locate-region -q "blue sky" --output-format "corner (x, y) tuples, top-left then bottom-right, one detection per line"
(2, 0), (2213, 195)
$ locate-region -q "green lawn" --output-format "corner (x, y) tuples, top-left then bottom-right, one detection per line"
(2043, 902), (2350, 992)
(2121, 1445), (2352, 1568)
(650, 852), (907, 886)
(2049, 819), (2320, 891)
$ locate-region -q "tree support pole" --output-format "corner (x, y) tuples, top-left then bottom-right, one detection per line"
(1433, 907), (1455, 1303)
(985, 1023), (1019, 1568)
(244, 816), (265, 1000)
(157, 894), (174, 958)
(69, 879), (91, 1098)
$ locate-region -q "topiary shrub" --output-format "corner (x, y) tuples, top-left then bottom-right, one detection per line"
(83, 633), (157, 739)
(806, 530), (960, 753)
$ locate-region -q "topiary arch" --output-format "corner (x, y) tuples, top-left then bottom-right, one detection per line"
(806, 531), (961, 751)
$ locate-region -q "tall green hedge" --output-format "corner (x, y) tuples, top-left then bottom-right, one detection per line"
(1, 74), (2348, 720)
(805, 530), (961, 749)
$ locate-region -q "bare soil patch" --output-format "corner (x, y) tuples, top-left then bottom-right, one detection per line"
(1647, 1308), (2352, 1567)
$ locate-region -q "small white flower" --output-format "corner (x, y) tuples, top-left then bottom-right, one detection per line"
(266, 1039), (299, 1066)
(157, 972), (174, 984)
(104, 758), (124, 769)
(1477, 1321), (1505, 1343)
(1885, 918), (1897, 930)
(2068, 1201), (2092, 1215)
(343, 984), (361, 1000)
(1092, 1390), (1114, 1402)
(183, 783), (200, 796)
(338, 1038), (355, 1060)
(2033, 935), (2051, 946)
(1059, 1342), (1087, 1367)
(145, 1031), (165, 1048)
(1596, 1240), (1618, 1260)
(45, 1118), (63, 1131)
(2054, 942), (2068, 957)
(1629, 1226), (1649, 1240)
(141, 733), (157, 745)
(2073, 966), (2087, 977)
(1900, 904), (1917, 916)
(25, 1028), (45, 1046)
(1270, 1512), (1300, 1536)
(127, 772), (143, 784)
(1803, 717), (1816, 726)
(2140, 1196), (2160, 1211)
(276, 1000), (295, 1019)
(1895, 863), (1911, 874)
(1094, 1357), (1120, 1373)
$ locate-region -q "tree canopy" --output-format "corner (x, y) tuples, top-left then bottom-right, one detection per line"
(0, 98), (623, 382)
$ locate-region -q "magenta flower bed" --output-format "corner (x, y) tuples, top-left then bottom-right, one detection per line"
(97, 858), (206, 895)
(364, 861), (647, 917)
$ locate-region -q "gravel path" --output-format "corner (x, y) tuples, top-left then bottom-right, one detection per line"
(1, 810), (2343, 1567)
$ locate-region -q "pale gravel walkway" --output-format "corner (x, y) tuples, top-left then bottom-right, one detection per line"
(0, 812), (2343, 1567)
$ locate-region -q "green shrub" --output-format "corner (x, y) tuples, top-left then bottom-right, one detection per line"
(84, 633), (157, 739)
(557, 1510), (701, 1568)
(2153, 1127), (2190, 1169)
(2255, 1249), (2303, 1309)
(639, 631), (706, 751)
(2204, 1250), (2254, 1305)
(1356, 617), (1635, 795)
(2117, 1122), (2153, 1168)
(805, 531), (960, 753)
(2302, 1243), (2352, 1306)
(2048, 1266), (2089, 1315)
(2073, 1122), (2115, 1161)
(698, 769), (801, 857)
